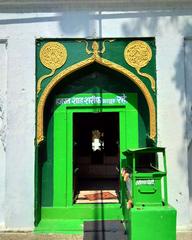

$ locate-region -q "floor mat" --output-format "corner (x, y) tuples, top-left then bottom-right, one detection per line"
(85, 191), (117, 201)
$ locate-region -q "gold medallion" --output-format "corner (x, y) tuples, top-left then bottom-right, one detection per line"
(37, 42), (67, 93)
(124, 41), (155, 91)
(40, 42), (67, 70)
(124, 40), (152, 69)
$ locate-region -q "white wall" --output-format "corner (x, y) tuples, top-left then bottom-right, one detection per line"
(0, 41), (7, 230)
(0, 3), (192, 230)
(184, 39), (192, 226)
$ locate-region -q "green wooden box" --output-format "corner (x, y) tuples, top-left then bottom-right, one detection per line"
(123, 147), (168, 207)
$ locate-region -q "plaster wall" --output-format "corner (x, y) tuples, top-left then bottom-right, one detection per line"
(184, 39), (192, 227)
(0, 41), (7, 229)
(0, 4), (192, 230)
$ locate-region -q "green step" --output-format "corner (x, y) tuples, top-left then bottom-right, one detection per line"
(41, 204), (123, 220)
(35, 219), (84, 234)
(35, 204), (124, 234)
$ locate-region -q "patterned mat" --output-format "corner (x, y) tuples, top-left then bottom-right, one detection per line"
(84, 192), (117, 201)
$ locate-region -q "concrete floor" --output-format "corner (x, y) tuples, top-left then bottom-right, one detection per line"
(0, 232), (192, 240)
(177, 232), (192, 240)
(0, 233), (83, 240)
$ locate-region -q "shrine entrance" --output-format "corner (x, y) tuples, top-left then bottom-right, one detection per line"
(73, 112), (120, 204)
(35, 39), (157, 233)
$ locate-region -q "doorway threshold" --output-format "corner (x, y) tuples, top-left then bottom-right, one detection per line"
(35, 204), (123, 234)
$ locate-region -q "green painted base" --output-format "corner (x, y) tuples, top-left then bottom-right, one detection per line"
(35, 203), (123, 234)
(34, 219), (84, 234)
(127, 205), (177, 240)
(34, 219), (83, 234)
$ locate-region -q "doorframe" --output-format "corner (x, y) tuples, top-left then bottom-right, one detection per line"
(68, 107), (125, 206)
(53, 93), (139, 208)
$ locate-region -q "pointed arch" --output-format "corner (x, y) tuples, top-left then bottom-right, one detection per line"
(37, 55), (156, 144)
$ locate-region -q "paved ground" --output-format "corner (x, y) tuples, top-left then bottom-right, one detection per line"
(0, 233), (83, 240)
(0, 232), (192, 240)
(177, 232), (192, 240)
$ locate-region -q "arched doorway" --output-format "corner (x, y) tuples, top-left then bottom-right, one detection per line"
(35, 62), (152, 233)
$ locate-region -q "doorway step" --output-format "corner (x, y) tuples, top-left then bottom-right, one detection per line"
(83, 220), (127, 240)
(35, 204), (123, 234)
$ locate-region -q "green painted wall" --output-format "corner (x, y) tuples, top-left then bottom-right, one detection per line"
(36, 38), (156, 104)
(35, 38), (157, 229)
(36, 93), (139, 233)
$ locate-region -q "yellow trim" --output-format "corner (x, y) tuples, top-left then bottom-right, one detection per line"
(37, 42), (67, 93)
(37, 69), (55, 94)
(124, 40), (155, 91)
(137, 68), (155, 91)
(95, 56), (156, 140)
(37, 56), (95, 144)
(37, 55), (156, 144)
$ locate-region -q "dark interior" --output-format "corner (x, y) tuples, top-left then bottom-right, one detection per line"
(73, 112), (120, 201)
(136, 153), (158, 173)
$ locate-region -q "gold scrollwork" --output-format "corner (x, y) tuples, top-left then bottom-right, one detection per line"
(37, 53), (156, 144)
(37, 56), (95, 144)
(79, 40), (115, 57)
(95, 56), (156, 140)
(124, 40), (155, 91)
(37, 42), (67, 93)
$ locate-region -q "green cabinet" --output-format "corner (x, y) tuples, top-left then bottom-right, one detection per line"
(123, 147), (167, 206)
(122, 147), (176, 240)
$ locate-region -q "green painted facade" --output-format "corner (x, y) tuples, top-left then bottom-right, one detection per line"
(37, 92), (139, 233)
(34, 38), (175, 239)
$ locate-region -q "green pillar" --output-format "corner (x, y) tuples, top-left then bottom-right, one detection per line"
(53, 106), (67, 207)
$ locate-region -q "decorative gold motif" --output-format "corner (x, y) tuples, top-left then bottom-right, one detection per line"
(124, 40), (155, 91)
(37, 42), (67, 93)
(124, 41), (152, 69)
(79, 40), (114, 57)
(37, 56), (95, 144)
(95, 56), (156, 140)
(37, 53), (156, 144)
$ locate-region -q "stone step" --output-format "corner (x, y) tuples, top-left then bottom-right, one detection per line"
(84, 220), (126, 232)
(83, 220), (127, 240)
(83, 231), (127, 240)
